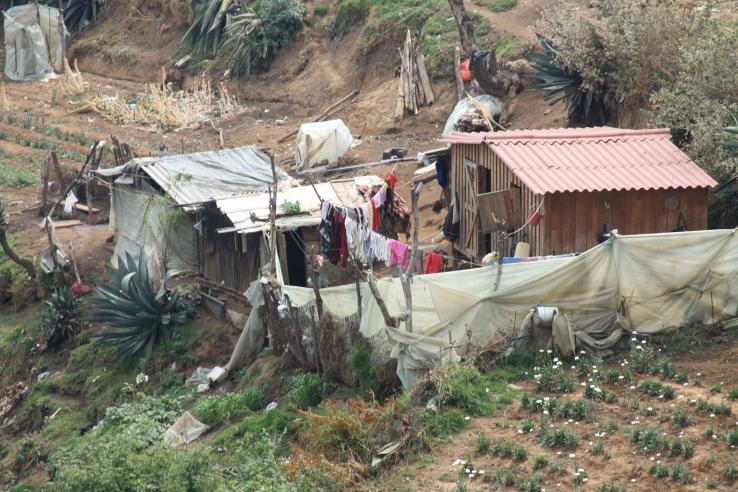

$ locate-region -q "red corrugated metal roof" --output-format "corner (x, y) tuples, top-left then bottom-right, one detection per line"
(439, 127), (718, 195)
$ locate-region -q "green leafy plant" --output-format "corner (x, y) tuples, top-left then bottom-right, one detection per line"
(632, 426), (667, 454)
(192, 389), (264, 426)
(40, 285), (82, 349)
(668, 436), (694, 459)
(88, 252), (189, 358)
(288, 371), (332, 409)
(671, 406), (693, 428)
(670, 462), (693, 484)
(537, 425), (578, 449)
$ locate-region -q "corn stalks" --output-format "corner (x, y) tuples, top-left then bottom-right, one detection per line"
(0, 82), (9, 110)
(76, 75), (242, 131)
(58, 58), (87, 97)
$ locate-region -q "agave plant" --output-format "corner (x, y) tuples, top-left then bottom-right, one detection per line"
(88, 252), (187, 358)
(58, 0), (105, 33)
(183, 0), (242, 55)
(527, 37), (609, 126)
(41, 285), (82, 349)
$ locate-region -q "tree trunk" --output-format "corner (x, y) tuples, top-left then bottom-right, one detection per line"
(447, 0), (507, 100)
(0, 230), (35, 279)
(447, 0), (476, 56)
(454, 45), (465, 102)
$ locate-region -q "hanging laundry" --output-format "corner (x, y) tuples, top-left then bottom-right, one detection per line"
(370, 199), (381, 231)
(387, 172), (398, 192)
(426, 252), (444, 274)
(328, 210), (347, 266)
(435, 155), (449, 188)
(371, 231), (391, 266)
(388, 239), (410, 269)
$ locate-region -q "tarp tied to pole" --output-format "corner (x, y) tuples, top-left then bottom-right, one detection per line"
(282, 229), (738, 387)
(4, 4), (66, 81)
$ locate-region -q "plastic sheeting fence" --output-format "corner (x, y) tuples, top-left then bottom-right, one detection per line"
(4, 4), (66, 81)
(282, 229), (738, 387)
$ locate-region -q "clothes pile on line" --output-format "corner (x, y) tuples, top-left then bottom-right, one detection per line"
(318, 172), (445, 274)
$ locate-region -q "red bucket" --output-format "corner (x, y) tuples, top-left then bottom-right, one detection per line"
(528, 208), (543, 226)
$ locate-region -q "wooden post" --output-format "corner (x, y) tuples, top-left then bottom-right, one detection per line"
(268, 153), (278, 276)
(401, 183), (423, 333)
(454, 46), (465, 103)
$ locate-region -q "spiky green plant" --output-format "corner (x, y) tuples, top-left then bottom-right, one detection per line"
(88, 252), (187, 358)
(183, 0), (241, 55)
(58, 0), (104, 32)
(527, 37), (609, 125)
(40, 285), (82, 349)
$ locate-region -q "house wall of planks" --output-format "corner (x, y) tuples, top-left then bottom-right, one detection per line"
(201, 207), (261, 292)
(450, 143), (545, 260)
(451, 144), (710, 260)
(543, 188), (709, 255)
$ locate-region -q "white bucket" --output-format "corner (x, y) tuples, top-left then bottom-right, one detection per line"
(536, 306), (558, 326)
(514, 241), (531, 258)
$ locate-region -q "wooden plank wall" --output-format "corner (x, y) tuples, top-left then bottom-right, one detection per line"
(544, 188), (709, 255)
(451, 144), (545, 261)
(202, 208), (260, 292)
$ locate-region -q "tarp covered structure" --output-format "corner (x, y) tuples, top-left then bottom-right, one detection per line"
(295, 119), (354, 170)
(281, 229), (738, 387)
(4, 4), (66, 81)
(97, 146), (292, 274)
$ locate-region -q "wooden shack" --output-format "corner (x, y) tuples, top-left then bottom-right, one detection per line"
(439, 127), (718, 261)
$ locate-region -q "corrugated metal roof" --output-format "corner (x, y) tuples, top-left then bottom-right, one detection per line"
(216, 176), (384, 234)
(439, 127), (718, 195)
(99, 146), (293, 209)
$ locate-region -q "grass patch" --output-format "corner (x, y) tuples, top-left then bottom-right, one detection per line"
(537, 424), (578, 449)
(0, 160), (40, 188)
(484, 0), (517, 13)
(192, 388), (264, 426)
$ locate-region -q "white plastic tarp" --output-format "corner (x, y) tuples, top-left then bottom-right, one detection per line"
(295, 119), (353, 170)
(4, 5), (66, 81)
(442, 95), (502, 135)
(110, 183), (197, 276)
(163, 412), (209, 446)
(282, 229), (738, 387)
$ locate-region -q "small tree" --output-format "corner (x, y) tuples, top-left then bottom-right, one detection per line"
(0, 200), (36, 280)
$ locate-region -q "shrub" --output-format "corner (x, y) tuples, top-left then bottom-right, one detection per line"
(192, 389), (264, 426)
(421, 408), (468, 439)
(289, 371), (332, 409)
(696, 398), (732, 416)
(670, 462), (693, 484)
(641, 406), (656, 417)
(653, 357), (676, 380)
(639, 380), (674, 400)
(671, 407), (693, 428)
(537, 425), (578, 449)
(533, 364), (575, 393)
(725, 463), (737, 483)
(348, 341), (377, 397)
(476, 432), (491, 454)
(606, 369), (620, 385)
(675, 372), (689, 384)
(491, 440), (528, 462)
(485, 0), (517, 13)
(519, 419), (535, 433)
(727, 431), (738, 447)
(437, 366), (494, 415)
(649, 462), (669, 478)
(632, 427), (667, 454)
(533, 456), (548, 470)
(592, 441), (606, 456)
(574, 467), (588, 485)
(728, 388), (738, 400)
(39, 285), (83, 349)
(669, 436), (694, 459)
(584, 383), (606, 401)
(313, 3), (329, 16)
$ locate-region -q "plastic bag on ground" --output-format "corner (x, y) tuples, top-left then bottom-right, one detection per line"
(163, 411), (209, 446)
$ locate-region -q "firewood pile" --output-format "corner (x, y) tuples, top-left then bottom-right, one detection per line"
(395, 30), (435, 119)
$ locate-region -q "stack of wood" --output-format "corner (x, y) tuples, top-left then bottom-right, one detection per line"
(395, 30), (435, 119)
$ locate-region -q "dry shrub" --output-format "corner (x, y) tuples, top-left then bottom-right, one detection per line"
(57, 59), (87, 97)
(318, 312), (359, 383)
(288, 397), (425, 485)
(0, 82), (10, 109)
(130, 0), (193, 26)
(466, 333), (507, 373)
(77, 75), (242, 131)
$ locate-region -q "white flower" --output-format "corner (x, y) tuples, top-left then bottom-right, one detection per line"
(574, 356), (580, 361)
(568, 453), (575, 458)
(618, 375), (625, 380)
(543, 410), (549, 415)
(553, 358), (559, 362)
(135, 373), (149, 385)
(636, 345), (643, 350)
(547, 350), (553, 354)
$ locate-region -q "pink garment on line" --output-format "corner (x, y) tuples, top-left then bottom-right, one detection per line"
(372, 186), (386, 208)
(388, 239), (409, 269)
